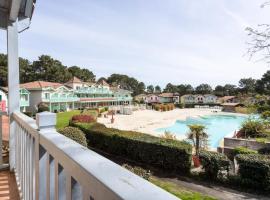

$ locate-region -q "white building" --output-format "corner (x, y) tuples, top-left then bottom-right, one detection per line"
(181, 94), (218, 105)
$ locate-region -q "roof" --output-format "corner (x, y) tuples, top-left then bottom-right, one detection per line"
(219, 96), (236, 101)
(221, 103), (242, 107)
(158, 93), (174, 98)
(66, 76), (83, 84)
(0, 86), (29, 94)
(20, 81), (63, 89)
(97, 79), (110, 87)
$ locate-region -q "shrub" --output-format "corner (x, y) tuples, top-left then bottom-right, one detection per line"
(261, 111), (270, 120)
(122, 164), (151, 180)
(235, 154), (270, 191)
(240, 118), (265, 138)
(58, 126), (87, 147)
(199, 151), (230, 180)
(71, 115), (96, 123)
(73, 123), (192, 174)
(160, 131), (176, 140)
(153, 104), (161, 111)
(37, 103), (49, 113)
(258, 147), (270, 155)
(23, 111), (33, 117)
(233, 146), (257, 156)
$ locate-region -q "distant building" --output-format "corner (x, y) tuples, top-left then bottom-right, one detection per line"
(218, 96), (239, 104)
(181, 94), (217, 105)
(221, 103), (244, 112)
(144, 93), (179, 104)
(20, 81), (78, 113)
(0, 87), (30, 112)
(134, 94), (147, 103)
(20, 77), (133, 113)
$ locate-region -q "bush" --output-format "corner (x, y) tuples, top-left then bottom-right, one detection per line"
(122, 164), (151, 180)
(73, 123), (192, 174)
(23, 111), (33, 117)
(199, 151), (230, 180)
(233, 146), (257, 156)
(235, 154), (270, 191)
(240, 118), (265, 138)
(258, 147), (270, 155)
(261, 111), (270, 120)
(37, 103), (49, 113)
(71, 115), (96, 123)
(58, 126), (87, 147)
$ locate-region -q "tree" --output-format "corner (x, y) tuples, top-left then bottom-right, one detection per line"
(187, 124), (208, 156)
(32, 55), (72, 83)
(154, 85), (161, 93)
(239, 78), (256, 94)
(147, 85), (154, 93)
(163, 83), (177, 93)
(214, 85), (225, 96)
(176, 84), (194, 96)
(68, 66), (95, 82)
(223, 84), (238, 96)
(195, 84), (212, 94)
(246, 2), (270, 63)
(256, 70), (270, 94)
(107, 74), (146, 96)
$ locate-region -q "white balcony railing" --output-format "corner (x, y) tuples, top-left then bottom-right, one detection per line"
(12, 111), (178, 200)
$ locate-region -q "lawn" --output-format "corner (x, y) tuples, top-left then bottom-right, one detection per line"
(56, 110), (81, 129)
(150, 177), (216, 200)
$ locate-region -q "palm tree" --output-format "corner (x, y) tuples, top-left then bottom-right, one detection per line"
(187, 124), (208, 155)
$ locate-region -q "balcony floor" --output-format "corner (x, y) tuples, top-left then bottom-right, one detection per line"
(0, 170), (20, 200)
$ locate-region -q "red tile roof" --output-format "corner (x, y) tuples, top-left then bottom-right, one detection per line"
(66, 76), (82, 84)
(20, 81), (63, 89)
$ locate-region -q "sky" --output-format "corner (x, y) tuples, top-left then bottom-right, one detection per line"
(0, 0), (270, 88)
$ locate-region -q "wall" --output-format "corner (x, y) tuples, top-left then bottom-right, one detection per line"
(27, 90), (42, 113)
(224, 137), (270, 150)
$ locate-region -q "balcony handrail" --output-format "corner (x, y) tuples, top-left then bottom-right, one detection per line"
(12, 111), (179, 200)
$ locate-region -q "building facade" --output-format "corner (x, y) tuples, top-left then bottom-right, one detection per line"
(0, 87), (30, 112)
(181, 94), (218, 105)
(144, 93), (180, 104)
(20, 77), (133, 113)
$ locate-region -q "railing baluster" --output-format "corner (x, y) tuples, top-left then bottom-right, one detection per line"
(66, 174), (71, 200)
(30, 136), (33, 200)
(35, 136), (40, 200)
(54, 161), (59, 200)
(46, 153), (50, 200)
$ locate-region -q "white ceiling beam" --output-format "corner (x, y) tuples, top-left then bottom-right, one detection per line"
(9, 0), (22, 22)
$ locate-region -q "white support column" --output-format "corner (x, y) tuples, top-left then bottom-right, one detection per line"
(7, 21), (20, 171)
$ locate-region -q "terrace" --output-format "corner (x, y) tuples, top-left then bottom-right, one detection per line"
(0, 0), (177, 199)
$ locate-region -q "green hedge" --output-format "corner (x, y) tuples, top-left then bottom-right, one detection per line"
(72, 122), (192, 174)
(199, 151), (230, 180)
(58, 126), (87, 147)
(233, 146), (257, 156)
(236, 154), (270, 191)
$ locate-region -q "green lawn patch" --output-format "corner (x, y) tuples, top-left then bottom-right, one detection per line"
(56, 110), (81, 129)
(150, 177), (217, 200)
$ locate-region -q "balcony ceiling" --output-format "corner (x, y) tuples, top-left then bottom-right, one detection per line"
(0, 0), (35, 30)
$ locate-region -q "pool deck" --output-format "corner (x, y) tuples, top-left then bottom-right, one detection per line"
(98, 108), (247, 140)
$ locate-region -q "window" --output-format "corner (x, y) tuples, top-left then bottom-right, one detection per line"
(45, 93), (50, 99)
(76, 86), (80, 90)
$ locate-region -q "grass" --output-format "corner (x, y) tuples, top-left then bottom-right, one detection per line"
(150, 177), (217, 200)
(56, 110), (81, 129)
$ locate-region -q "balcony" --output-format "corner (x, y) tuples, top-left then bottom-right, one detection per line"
(42, 97), (79, 103)
(8, 111), (178, 200)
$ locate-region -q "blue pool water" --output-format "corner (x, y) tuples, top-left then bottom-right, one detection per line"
(156, 115), (247, 148)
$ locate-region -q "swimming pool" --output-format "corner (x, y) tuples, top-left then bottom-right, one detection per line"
(156, 115), (247, 148)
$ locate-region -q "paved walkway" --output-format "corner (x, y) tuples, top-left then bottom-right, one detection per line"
(160, 177), (270, 200)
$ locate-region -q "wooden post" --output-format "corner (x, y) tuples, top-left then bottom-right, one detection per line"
(7, 21), (20, 171)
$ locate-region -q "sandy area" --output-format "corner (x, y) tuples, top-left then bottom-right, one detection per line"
(98, 108), (246, 139)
